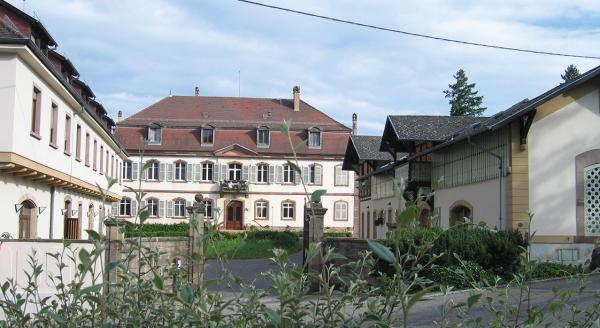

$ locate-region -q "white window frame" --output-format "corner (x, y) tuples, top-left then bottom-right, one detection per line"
(202, 162), (213, 181)
(147, 162), (159, 180)
(204, 199), (213, 219)
(119, 198), (131, 217)
(174, 199), (186, 217)
(283, 165), (295, 183)
(147, 198), (158, 217)
(148, 126), (162, 145)
(201, 127), (214, 146)
(335, 165), (349, 186)
(255, 200), (268, 220)
(174, 162), (186, 181)
(122, 161), (132, 180)
(282, 201), (295, 220)
(257, 128), (270, 148)
(257, 164), (269, 183)
(228, 163), (242, 181)
(334, 201), (348, 221)
(308, 128), (321, 149)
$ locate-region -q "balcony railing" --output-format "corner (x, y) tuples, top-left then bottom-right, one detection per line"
(220, 180), (249, 193)
(410, 162), (431, 183)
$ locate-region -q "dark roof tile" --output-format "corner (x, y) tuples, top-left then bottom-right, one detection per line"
(388, 115), (488, 142)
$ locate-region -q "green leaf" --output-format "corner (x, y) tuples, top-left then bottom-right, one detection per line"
(139, 209), (149, 224)
(397, 205), (418, 228)
(367, 240), (395, 263)
(407, 287), (431, 311)
(142, 160), (154, 171)
(279, 120), (290, 136)
(63, 239), (72, 248)
(179, 285), (193, 304)
(293, 139), (307, 152)
(310, 189), (327, 203)
(85, 229), (101, 242)
(81, 283), (103, 294)
(153, 275), (164, 290)
(467, 293), (482, 308)
(286, 161), (301, 174)
(78, 249), (91, 267)
(263, 307), (281, 325)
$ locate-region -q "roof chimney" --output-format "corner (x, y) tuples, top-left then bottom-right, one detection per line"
(194, 86), (200, 96)
(293, 85), (300, 111)
(352, 113), (357, 135)
(117, 110), (123, 122)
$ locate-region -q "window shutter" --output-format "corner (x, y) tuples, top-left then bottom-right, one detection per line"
(166, 200), (173, 217)
(250, 165), (257, 183)
(268, 165), (275, 184)
(213, 164), (220, 182)
(166, 164), (173, 181)
(186, 200), (192, 217)
(159, 200), (165, 218)
(159, 163), (166, 181)
(342, 170), (349, 185)
(131, 200), (137, 217)
(186, 163), (193, 181)
(302, 166), (309, 184)
(276, 165), (283, 183)
(132, 163), (139, 180)
(140, 200), (147, 213)
(220, 164), (227, 181)
(242, 165), (249, 181)
(142, 164), (147, 180)
(315, 165), (322, 185)
(194, 164), (201, 181)
(111, 202), (118, 217)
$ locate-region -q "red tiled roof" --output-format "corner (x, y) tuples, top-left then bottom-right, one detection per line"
(115, 95), (351, 157)
(115, 127), (350, 157)
(118, 96), (350, 131)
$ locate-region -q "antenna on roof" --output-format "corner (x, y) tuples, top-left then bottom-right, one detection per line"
(169, 89), (172, 97)
(22, 0), (26, 11)
(238, 70), (241, 97)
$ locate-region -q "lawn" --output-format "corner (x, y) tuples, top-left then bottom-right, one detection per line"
(205, 237), (302, 259)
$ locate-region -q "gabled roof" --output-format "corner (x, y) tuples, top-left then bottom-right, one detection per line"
(386, 115), (487, 142)
(48, 49), (80, 77)
(72, 78), (96, 98)
(342, 135), (394, 171)
(118, 96), (350, 132)
(0, 0), (57, 47)
(426, 64), (600, 153)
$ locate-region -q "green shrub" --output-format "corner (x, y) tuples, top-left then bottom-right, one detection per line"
(428, 261), (496, 289)
(525, 262), (585, 280)
(323, 231), (353, 237)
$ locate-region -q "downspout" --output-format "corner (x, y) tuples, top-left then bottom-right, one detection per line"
(49, 186), (56, 238)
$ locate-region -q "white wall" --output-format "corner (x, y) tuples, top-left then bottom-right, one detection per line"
(435, 178), (506, 229)
(122, 156), (354, 230)
(528, 88), (600, 237)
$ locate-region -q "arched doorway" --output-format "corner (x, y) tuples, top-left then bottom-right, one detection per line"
(18, 200), (36, 239)
(417, 201), (432, 228)
(63, 199), (80, 239)
(225, 200), (243, 230)
(450, 201), (473, 227)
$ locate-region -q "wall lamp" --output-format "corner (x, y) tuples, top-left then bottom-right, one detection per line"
(14, 204), (23, 213)
(61, 209), (68, 216)
(38, 206), (46, 214)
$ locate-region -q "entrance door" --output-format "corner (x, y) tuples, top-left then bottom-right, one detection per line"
(18, 202), (33, 239)
(226, 201), (243, 230)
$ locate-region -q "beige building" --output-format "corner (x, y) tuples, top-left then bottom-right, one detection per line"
(0, 1), (125, 240)
(114, 87), (355, 231)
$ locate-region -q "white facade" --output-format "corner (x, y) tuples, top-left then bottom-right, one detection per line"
(0, 48), (125, 239)
(120, 156), (354, 230)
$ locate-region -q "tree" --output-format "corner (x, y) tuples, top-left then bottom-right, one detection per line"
(561, 64), (581, 82)
(443, 69), (486, 117)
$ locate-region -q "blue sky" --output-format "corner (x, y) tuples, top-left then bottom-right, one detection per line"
(10, 0), (600, 135)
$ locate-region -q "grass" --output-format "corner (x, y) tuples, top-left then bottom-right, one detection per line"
(205, 237), (302, 259)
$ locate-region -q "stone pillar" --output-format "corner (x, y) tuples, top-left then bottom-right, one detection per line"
(104, 218), (125, 293)
(308, 201), (328, 276)
(187, 194), (206, 287)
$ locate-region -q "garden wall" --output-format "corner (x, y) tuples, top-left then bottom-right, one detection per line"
(124, 237), (190, 282)
(323, 237), (369, 262)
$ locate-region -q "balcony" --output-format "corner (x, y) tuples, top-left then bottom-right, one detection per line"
(219, 180), (249, 194)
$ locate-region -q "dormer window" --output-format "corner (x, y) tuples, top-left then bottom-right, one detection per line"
(148, 125), (162, 144)
(257, 127), (270, 148)
(201, 127), (214, 146)
(308, 128), (322, 148)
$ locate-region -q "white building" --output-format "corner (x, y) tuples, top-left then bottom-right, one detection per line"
(114, 87), (355, 231)
(0, 2), (125, 240)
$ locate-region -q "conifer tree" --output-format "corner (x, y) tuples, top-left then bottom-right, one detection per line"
(561, 64), (581, 82)
(443, 69), (486, 117)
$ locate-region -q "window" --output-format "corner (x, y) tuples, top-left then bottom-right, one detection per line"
(283, 164), (294, 183)
(228, 163), (242, 181)
(201, 162), (213, 181)
(306, 164), (322, 185)
(119, 198), (131, 216)
(64, 114), (72, 155)
(335, 165), (349, 186)
(105, 150), (109, 175)
(147, 161), (159, 180)
(110, 155), (114, 178)
(255, 200), (268, 220)
(449, 201), (473, 227)
(282, 201), (295, 220)
(174, 162), (186, 181)
(204, 199), (213, 218)
(174, 199), (186, 217)
(31, 87), (41, 138)
(75, 125), (82, 160)
(308, 128), (321, 148)
(147, 199), (158, 217)
(93, 140), (97, 171)
(201, 127), (214, 145)
(99, 145), (104, 174)
(85, 133), (90, 166)
(334, 201), (348, 221)
(257, 128), (270, 147)
(49, 103), (58, 146)
(584, 163), (600, 236)
(257, 164), (269, 183)
(123, 161), (132, 180)
(148, 126), (161, 144)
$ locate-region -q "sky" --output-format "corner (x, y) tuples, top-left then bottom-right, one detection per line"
(8, 0), (600, 135)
